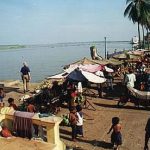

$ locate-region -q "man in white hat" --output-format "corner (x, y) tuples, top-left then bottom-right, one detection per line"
(20, 62), (31, 93)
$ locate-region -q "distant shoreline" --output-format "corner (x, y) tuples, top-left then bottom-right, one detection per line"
(0, 44), (26, 50)
(0, 41), (131, 51)
(0, 41), (130, 46)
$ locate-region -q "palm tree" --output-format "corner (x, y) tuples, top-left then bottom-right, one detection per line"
(146, 18), (150, 49)
(124, 0), (150, 48)
(140, 1), (150, 48)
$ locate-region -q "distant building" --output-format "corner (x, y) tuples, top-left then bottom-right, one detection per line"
(131, 36), (139, 44)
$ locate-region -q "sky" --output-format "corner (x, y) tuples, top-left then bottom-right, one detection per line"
(0, 0), (138, 45)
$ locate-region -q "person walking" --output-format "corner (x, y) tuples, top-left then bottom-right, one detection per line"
(20, 62), (31, 93)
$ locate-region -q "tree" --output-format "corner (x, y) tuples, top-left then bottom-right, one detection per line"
(140, 1), (150, 48)
(124, 0), (150, 48)
(145, 18), (150, 49)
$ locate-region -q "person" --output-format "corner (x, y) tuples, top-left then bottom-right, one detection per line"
(140, 63), (146, 72)
(145, 70), (150, 91)
(104, 70), (114, 91)
(124, 68), (136, 88)
(77, 82), (83, 95)
(51, 81), (62, 96)
(76, 105), (84, 137)
(0, 87), (6, 105)
(27, 100), (36, 113)
(77, 82), (83, 104)
(107, 117), (122, 150)
(8, 97), (18, 110)
(27, 99), (38, 137)
(68, 88), (77, 110)
(69, 106), (78, 142)
(144, 118), (150, 150)
(95, 70), (104, 97)
(107, 72), (114, 91)
(20, 62), (31, 93)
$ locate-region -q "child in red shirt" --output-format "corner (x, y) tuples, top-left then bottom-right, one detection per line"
(27, 100), (36, 113)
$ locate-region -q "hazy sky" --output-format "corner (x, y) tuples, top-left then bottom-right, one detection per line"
(0, 0), (137, 45)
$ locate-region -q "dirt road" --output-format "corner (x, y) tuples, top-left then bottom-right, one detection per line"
(1, 81), (150, 150)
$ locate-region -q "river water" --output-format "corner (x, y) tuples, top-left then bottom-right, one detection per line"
(0, 41), (132, 82)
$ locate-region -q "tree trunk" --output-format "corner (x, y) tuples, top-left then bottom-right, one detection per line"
(147, 28), (150, 50)
(138, 22), (141, 48)
(142, 25), (145, 49)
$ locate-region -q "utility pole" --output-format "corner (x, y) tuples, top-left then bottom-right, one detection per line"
(104, 37), (107, 59)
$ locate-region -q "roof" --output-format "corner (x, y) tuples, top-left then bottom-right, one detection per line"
(64, 57), (123, 68)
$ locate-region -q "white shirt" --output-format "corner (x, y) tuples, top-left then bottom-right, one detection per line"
(77, 82), (83, 93)
(76, 112), (83, 126)
(125, 73), (136, 87)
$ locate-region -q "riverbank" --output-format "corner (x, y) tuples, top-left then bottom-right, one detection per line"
(0, 80), (40, 107)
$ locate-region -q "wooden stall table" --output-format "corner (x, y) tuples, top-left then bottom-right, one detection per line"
(0, 108), (65, 150)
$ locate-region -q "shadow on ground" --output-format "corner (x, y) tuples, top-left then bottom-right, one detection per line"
(94, 102), (150, 111)
(4, 87), (20, 93)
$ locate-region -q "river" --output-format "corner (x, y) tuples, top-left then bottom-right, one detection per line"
(0, 41), (132, 82)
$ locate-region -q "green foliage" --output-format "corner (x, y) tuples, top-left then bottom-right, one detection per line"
(124, 0), (150, 48)
(0, 45), (26, 50)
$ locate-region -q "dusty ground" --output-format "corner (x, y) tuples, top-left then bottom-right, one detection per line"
(1, 80), (150, 150)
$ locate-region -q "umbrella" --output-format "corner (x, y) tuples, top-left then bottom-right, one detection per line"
(67, 69), (106, 83)
(67, 69), (87, 82)
(64, 57), (110, 69)
(129, 54), (141, 59)
(113, 53), (129, 59)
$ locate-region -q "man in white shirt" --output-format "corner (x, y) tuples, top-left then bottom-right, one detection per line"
(124, 69), (136, 88)
(77, 82), (83, 94)
(95, 70), (104, 97)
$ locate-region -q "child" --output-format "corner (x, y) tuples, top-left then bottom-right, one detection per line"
(76, 105), (84, 137)
(69, 106), (78, 142)
(68, 88), (77, 110)
(27, 100), (36, 113)
(27, 100), (38, 137)
(8, 98), (18, 110)
(0, 88), (6, 105)
(107, 117), (122, 150)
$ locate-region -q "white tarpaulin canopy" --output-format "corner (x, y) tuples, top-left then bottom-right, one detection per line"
(81, 70), (106, 83)
(47, 72), (68, 79)
(104, 66), (114, 73)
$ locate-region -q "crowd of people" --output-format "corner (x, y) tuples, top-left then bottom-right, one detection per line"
(0, 55), (150, 149)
